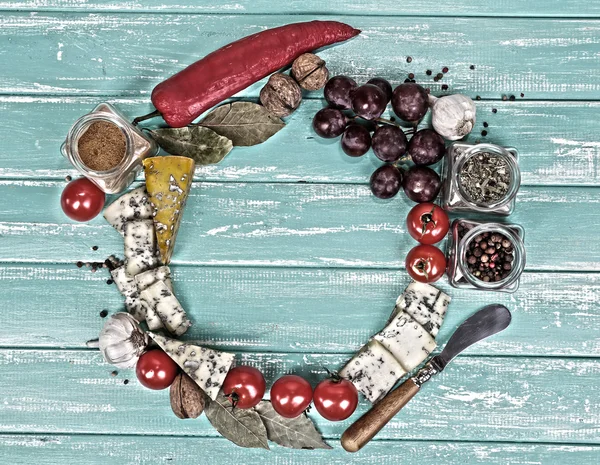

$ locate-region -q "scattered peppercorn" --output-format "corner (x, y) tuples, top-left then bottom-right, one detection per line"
(476, 95), (481, 100)
(76, 261), (83, 268)
(520, 93), (525, 98)
(106, 279), (113, 285)
(99, 309), (108, 318)
(481, 130), (488, 136)
(509, 95), (516, 101)
(408, 73), (415, 79)
(65, 175), (72, 182)
(124, 379), (129, 385)
(426, 70), (432, 76)
(492, 108), (497, 113)
(470, 65), (475, 70)
(92, 245), (98, 251)
(441, 84), (449, 91)
(483, 122), (489, 128)
(406, 56), (412, 63)
(111, 371), (118, 377)
(434, 73), (444, 82)
(502, 95), (508, 101)
(442, 66), (449, 73)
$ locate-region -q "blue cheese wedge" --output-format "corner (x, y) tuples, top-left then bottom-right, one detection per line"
(144, 304), (164, 331)
(103, 187), (153, 236)
(140, 280), (191, 336)
(134, 265), (173, 292)
(392, 282), (451, 337)
(110, 266), (145, 322)
(148, 332), (234, 400)
(339, 340), (406, 403)
(375, 311), (437, 372)
(124, 220), (158, 277)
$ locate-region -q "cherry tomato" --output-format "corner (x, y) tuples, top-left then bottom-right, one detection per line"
(61, 177), (105, 222)
(270, 375), (313, 418)
(405, 244), (446, 283)
(313, 378), (358, 421)
(222, 366), (266, 409)
(135, 349), (179, 390)
(406, 203), (449, 245)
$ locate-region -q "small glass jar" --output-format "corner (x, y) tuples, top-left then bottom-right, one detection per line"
(441, 142), (520, 216)
(446, 219), (526, 293)
(61, 103), (158, 193)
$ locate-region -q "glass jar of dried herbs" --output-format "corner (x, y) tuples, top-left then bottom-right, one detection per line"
(440, 142), (521, 216)
(446, 218), (526, 293)
(61, 103), (158, 193)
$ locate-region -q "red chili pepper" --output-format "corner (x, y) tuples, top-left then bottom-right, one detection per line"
(136, 21), (360, 128)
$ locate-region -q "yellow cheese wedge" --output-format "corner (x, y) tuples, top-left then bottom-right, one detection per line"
(143, 156), (195, 265)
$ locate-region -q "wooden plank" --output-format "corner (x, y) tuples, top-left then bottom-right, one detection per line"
(2, 96), (600, 186)
(1, 264), (599, 357)
(2, 434), (600, 465)
(2, 14), (600, 99)
(2, 0), (600, 17)
(1, 349), (599, 443)
(0, 181), (599, 271)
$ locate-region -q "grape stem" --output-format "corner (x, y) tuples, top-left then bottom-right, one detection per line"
(350, 114), (416, 134)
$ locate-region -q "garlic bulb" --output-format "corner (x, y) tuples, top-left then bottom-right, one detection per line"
(99, 313), (148, 368)
(429, 94), (476, 141)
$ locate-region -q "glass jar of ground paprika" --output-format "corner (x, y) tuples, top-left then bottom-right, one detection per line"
(61, 103), (158, 193)
(441, 142), (521, 216)
(446, 219), (526, 293)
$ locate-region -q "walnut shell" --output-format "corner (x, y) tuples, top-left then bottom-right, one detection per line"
(260, 73), (302, 117)
(170, 372), (206, 419)
(291, 53), (329, 91)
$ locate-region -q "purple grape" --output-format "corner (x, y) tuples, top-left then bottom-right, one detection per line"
(370, 165), (402, 199)
(324, 75), (358, 110)
(341, 124), (371, 157)
(408, 129), (446, 166)
(391, 83), (429, 123)
(367, 77), (393, 103)
(312, 108), (347, 138)
(351, 84), (387, 120)
(372, 125), (408, 162)
(402, 166), (441, 203)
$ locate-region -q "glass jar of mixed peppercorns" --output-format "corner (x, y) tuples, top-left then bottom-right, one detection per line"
(446, 219), (526, 293)
(441, 142), (521, 216)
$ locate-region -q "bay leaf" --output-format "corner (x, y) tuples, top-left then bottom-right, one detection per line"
(148, 126), (233, 165)
(254, 401), (331, 450)
(205, 394), (270, 450)
(197, 101), (285, 146)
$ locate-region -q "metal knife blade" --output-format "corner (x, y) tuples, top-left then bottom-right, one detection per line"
(429, 304), (511, 373)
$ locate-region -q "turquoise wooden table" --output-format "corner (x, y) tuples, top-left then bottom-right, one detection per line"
(1, 1), (600, 463)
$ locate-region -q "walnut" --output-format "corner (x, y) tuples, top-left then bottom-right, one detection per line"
(170, 372), (206, 419)
(291, 53), (329, 91)
(260, 73), (302, 117)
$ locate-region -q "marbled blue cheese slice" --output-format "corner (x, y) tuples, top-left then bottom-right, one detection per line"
(140, 280), (191, 336)
(392, 282), (451, 337)
(134, 265), (173, 292)
(375, 311), (437, 372)
(144, 304), (164, 331)
(124, 220), (158, 277)
(103, 187), (153, 236)
(339, 340), (406, 403)
(148, 332), (235, 400)
(110, 265), (145, 322)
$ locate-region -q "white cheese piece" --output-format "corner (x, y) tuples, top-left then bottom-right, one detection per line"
(103, 187), (153, 236)
(148, 332), (235, 400)
(124, 220), (158, 277)
(375, 311), (437, 372)
(134, 265), (173, 292)
(140, 281), (191, 336)
(144, 303), (164, 330)
(392, 282), (451, 337)
(110, 266), (145, 322)
(339, 340), (406, 403)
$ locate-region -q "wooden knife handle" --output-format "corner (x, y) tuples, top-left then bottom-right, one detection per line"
(341, 378), (420, 452)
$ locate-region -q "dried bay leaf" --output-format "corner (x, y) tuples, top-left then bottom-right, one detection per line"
(148, 126), (233, 165)
(198, 101), (285, 146)
(205, 395), (270, 450)
(254, 401), (331, 450)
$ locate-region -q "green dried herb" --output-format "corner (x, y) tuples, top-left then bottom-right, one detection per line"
(459, 152), (510, 204)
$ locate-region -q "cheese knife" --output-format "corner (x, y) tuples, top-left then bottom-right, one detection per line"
(341, 303), (512, 452)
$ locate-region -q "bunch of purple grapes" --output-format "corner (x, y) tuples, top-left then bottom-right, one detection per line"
(312, 76), (446, 203)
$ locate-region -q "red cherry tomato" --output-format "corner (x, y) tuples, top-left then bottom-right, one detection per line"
(270, 375), (313, 418)
(313, 378), (358, 422)
(61, 178), (105, 222)
(135, 349), (179, 390)
(406, 203), (449, 245)
(222, 366), (266, 409)
(405, 244), (446, 283)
